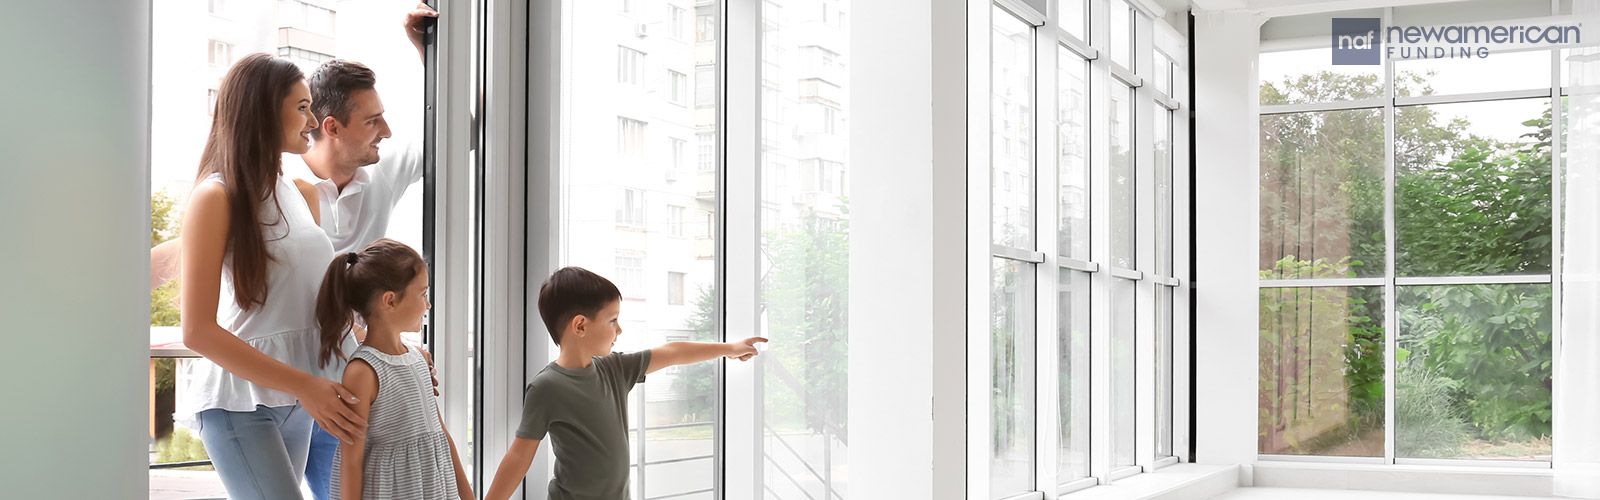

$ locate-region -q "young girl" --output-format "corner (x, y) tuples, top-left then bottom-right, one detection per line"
(315, 238), (474, 500)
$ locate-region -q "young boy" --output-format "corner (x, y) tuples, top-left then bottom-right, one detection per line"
(484, 267), (765, 500)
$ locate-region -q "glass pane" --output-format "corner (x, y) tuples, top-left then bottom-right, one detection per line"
(1112, 277), (1137, 467)
(992, 7), (1035, 250)
(1153, 52), (1172, 97)
(1108, 0), (1132, 69)
(1260, 47), (1383, 106)
(1395, 99), (1553, 277)
(1259, 108), (1386, 279)
(1155, 107), (1172, 276)
(1110, 83), (1135, 269)
(1258, 286), (1386, 457)
(150, 1), (429, 496)
(1057, 270), (1091, 483)
(1060, 0), (1086, 42)
(1155, 286), (1174, 458)
(759, 0), (851, 498)
(1396, 284), (1552, 461)
(1058, 49), (1090, 261)
(565, 0), (721, 496)
(1394, 50), (1551, 97)
(991, 257), (1036, 499)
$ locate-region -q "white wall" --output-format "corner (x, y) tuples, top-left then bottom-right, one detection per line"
(1191, 8), (1264, 469)
(0, 1), (150, 496)
(848, 0), (968, 498)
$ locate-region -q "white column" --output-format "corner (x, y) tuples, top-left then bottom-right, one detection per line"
(0, 1), (150, 496)
(1190, 8), (1264, 470)
(847, 0), (968, 499)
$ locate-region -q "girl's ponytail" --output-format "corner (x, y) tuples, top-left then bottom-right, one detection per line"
(315, 252), (358, 369)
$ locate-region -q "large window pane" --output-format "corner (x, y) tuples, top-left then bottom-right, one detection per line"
(1111, 278), (1137, 467)
(1058, 270), (1091, 483)
(1110, 83), (1135, 269)
(1259, 47), (1383, 106)
(1258, 286), (1386, 457)
(1395, 99), (1552, 277)
(1059, 49), (1090, 261)
(758, 0), (851, 498)
(1259, 108), (1386, 279)
(1108, 0), (1132, 69)
(1155, 107), (1172, 276)
(993, 7), (1034, 250)
(1394, 51), (1551, 98)
(1155, 286), (1174, 458)
(1396, 284), (1552, 461)
(991, 257), (1036, 499)
(1059, 0), (1086, 42)
(565, 1), (720, 496)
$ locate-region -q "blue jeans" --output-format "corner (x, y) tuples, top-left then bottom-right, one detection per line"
(304, 421), (339, 500)
(198, 404), (314, 500)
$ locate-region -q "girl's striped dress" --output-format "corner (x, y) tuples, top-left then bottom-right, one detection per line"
(331, 345), (458, 500)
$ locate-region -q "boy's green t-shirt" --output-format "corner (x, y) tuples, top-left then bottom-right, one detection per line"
(517, 350), (652, 500)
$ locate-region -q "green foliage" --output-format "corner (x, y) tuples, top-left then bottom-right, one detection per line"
(1395, 360), (1471, 458)
(154, 427), (211, 464)
(151, 190), (182, 327)
(672, 285), (719, 422)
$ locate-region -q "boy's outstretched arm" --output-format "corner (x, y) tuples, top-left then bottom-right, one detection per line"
(484, 437), (542, 500)
(646, 337), (768, 375)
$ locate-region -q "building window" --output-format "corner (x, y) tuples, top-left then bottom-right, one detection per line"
(618, 46), (646, 86)
(699, 210), (714, 238)
(206, 89), (218, 115)
(278, 0), (335, 35)
(670, 137), (687, 172)
(208, 0), (225, 15)
(208, 40), (232, 66)
(669, 5), (688, 40)
(617, 188), (646, 227)
(617, 117), (647, 158)
(669, 70), (689, 105)
(615, 256), (645, 298)
(668, 205), (686, 237)
(668, 271), (686, 305)
(697, 132), (715, 172)
(278, 47), (335, 74)
(621, 0), (636, 14)
(697, 13), (716, 42)
(696, 65), (715, 108)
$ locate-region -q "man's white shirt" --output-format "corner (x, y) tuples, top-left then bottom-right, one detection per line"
(281, 140), (424, 254)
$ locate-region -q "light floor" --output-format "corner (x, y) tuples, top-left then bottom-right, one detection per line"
(1212, 488), (1554, 500)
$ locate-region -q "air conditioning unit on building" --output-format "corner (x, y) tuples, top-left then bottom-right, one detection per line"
(665, 169), (681, 183)
(636, 22), (650, 39)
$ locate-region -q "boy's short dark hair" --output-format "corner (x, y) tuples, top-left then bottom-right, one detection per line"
(307, 59), (377, 139)
(537, 267), (622, 346)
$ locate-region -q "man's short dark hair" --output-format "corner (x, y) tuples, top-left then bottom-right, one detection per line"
(537, 267), (622, 346)
(307, 59), (377, 139)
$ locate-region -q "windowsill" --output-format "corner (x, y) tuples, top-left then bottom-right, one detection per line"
(1251, 460), (1553, 496)
(1064, 463), (1239, 500)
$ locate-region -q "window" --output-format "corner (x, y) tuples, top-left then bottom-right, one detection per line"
(617, 117), (647, 158)
(669, 137), (687, 172)
(208, 39), (231, 66)
(668, 205), (686, 237)
(278, 0), (335, 35)
(208, 0), (225, 15)
(615, 256), (645, 298)
(1108, 0), (1132, 69)
(669, 70), (688, 105)
(278, 46), (334, 74)
(989, 7), (1035, 498)
(697, 132), (715, 172)
(206, 89), (218, 115)
(667, 271), (686, 304)
(1259, 33), (1555, 464)
(563, 1), (721, 495)
(1109, 83), (1134, 270)
(617, 46), (645, 86)
(617, 188), (646, 227)
(669, 5), (688, 40)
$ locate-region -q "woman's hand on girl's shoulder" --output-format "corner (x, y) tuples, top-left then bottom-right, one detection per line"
(296, 374), (367, 443)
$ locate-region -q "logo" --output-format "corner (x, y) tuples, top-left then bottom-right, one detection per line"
(1332, 18), (1382, 65)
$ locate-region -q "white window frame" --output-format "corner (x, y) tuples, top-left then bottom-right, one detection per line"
(618, 46), (646, 86)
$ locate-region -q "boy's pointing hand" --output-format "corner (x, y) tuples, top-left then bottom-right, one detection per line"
(728, 337), (768, 362)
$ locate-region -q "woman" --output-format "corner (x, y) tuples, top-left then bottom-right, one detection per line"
(176, 53), (366, 499)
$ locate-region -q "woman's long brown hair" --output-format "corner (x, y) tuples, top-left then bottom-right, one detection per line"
(195, 53), (305, 311)
(315, 239), (427, 368)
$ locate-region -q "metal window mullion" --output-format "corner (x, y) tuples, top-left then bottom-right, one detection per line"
(1383, 5), (1398, 467)
(1110, 63), (1142, 88)
(1086, 0), (1116, 482)
(1260, 97), (1386, 116)
(1392, 88), (1553, 108)
(724, 0), (761, 498)
(1550, 1), (1566, 474)
(1035, 11), (1061, 495)
(1258, 277), (1385, 288)
(1059, 257), (1100, 273)
(1394, 275), (1553, 286)
(995, 244), (1048, 264)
